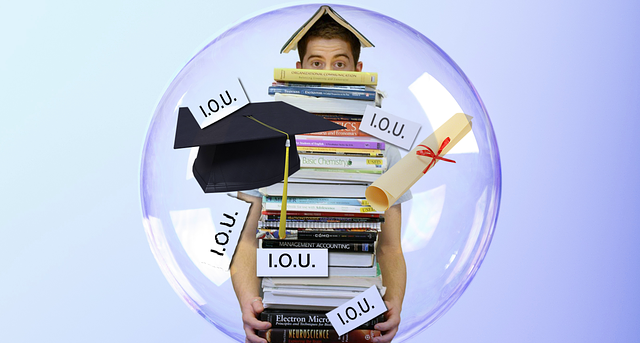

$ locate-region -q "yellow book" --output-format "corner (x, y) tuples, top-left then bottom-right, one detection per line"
(274, 68), (378, 86)
(280, 5), (374, 54)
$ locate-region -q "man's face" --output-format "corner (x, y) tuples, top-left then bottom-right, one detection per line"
(297, 37), (363, 72)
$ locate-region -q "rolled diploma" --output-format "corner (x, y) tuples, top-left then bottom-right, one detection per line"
(365, 113), (473, 211)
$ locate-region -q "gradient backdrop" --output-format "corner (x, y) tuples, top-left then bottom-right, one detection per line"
(1, 0), (639, 342)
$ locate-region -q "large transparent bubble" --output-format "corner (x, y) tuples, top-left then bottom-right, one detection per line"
(141, 4), (501, 342)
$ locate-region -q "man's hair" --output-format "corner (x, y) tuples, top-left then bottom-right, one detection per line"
(297, 16), (361, 64)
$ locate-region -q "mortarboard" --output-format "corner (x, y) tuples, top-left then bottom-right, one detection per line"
(174, 102), (344, 193)
(280, 5), (374, 54)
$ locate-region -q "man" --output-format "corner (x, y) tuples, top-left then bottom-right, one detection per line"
(230, 17), (408, 343)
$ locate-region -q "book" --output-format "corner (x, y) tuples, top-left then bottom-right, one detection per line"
(263, 196), (370, 206)
(280, 5), (374, 54)
(259, 309), (384, 329)
(258, 221), (381, 230)
(259, 230), (377, 242)
(259, 181), (368, 198)
(329, 263), (379, 277)
(295, 137), (385, 150)
(291, 169), (383, 183)
(261, 210), (381, 218)
(300, 154), (387, 172)
(260, 239), (375, 252)
(275, 93), (378, 115)
(307, 120), (369, 137)
(298, 147), (385, 157)
(274, 68), (378, 86)
(268, 85), (377, 101)
(263, 201), (381, 214)
(261, 215), (384, 224)
(318, 114), (364, 121)
(256, 328), (381, 343)
(272, 81), (374, 90)
(262, 275), (383, 289)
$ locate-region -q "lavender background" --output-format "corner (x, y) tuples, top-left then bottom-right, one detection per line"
(1, 0), (638, 342)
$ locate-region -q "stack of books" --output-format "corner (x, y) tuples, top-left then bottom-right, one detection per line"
(272, 68), (387, 183)
(255, 68), (389, 342)
(257, 276), (385, 342)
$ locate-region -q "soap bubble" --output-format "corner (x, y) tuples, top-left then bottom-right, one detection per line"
(141, 4), (500, 342)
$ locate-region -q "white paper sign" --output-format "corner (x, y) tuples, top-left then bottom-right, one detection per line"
(326, 285), (387, 336)
(170, 195), (251, 276)
(361, 105), (422, 150)
(179, 77), (250, 129)
(256, 248), (328, 277)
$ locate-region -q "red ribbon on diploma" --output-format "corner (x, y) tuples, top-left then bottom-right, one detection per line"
(416, 137), (456, 174)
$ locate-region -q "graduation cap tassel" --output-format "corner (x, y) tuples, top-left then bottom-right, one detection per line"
(246, 116), (290, 239)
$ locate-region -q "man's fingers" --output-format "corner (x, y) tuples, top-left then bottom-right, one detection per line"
(242, 312), (271, 330)
(373, 326), (398, 343)
(243, 324), (267, 343)
(250, 298), (265, 315)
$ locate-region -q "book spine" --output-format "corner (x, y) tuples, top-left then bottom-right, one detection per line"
(261, 215), (384, 223)
(274, 68), (378, 86)
(259, 222), (381, 230)
(295, 139), (385, 150)
(261, 211), (381, 218)
(259, 311), (384, 329)
(308, 120), (369, 137)
(258, 229), (378, 241)
(297, 230), (377, 241)
(263, 202), (380, 214)
(300, 154), (387, 172)
(264, 196), (369, 206)
(318, 114), (363, 121)
(268, 86), (376, 100)
(298, 147), (385, 157)
(274, 81), (370, 90)
(257, 328), (381, 343)
(260, 239), (375, 251)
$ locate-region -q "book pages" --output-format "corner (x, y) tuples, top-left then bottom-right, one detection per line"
(365, 113), (473, 211)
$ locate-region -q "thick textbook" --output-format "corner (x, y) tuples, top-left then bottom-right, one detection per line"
(257, 328), (381, 343)
(259, 309), (384, 329)
(274, 68), (378, 86)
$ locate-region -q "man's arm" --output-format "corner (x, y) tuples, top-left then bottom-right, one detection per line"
(230, 192), (271, 343)
(373, 204), (406, 343)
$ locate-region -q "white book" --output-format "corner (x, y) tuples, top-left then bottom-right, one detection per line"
(275, 93), (381, 115)
(262, 274), (383, 289)
(259, 181), (368, 198)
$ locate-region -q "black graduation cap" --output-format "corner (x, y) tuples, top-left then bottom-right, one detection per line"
(174, 102), (344, 193)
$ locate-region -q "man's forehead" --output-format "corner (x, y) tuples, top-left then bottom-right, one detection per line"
(304, 37), (353, 59)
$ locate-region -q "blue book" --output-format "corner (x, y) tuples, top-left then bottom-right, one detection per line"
(268, 86), (376, 101)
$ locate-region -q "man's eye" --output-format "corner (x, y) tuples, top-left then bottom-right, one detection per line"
(335, 62), (345, 68)
(311, 61), (322, 67)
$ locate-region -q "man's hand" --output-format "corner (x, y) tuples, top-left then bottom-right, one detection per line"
(373, 300), (401, 343)
(241, 297), (271, 343)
